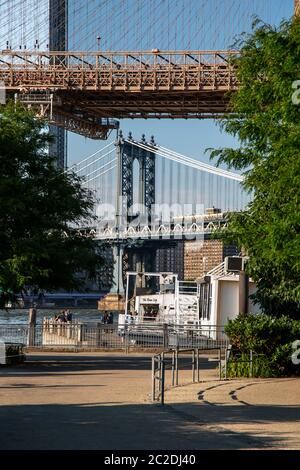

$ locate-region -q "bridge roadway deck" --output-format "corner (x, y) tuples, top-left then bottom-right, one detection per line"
(0, 50), (238, 137)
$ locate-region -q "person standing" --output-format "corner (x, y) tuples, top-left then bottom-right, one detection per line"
(102, 311), (109, 324)
(65, 309), (72, 322)
(108, 312), (114, 324)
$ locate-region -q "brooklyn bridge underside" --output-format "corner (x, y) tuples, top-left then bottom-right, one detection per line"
(0, 50), (237, 138)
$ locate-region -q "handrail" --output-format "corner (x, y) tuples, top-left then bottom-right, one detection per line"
(152, 346), (227, 405)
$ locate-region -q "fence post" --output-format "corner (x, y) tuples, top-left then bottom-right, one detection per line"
(250, 350), (253, 378)
(77, 324), (83, 344)
(219, 347), (222, 380)
(96, 323), (102, 348)
(224, 347), (228, 380)
(152, 356), (156, 401)
(197, 348), (200, 382)
(124, 324), (129, 353)
(175, 347), (179, 386)
(163, 323), (168, 349)
(161, 358), (165, 406)
(171, 350), (175, 386)
(27, 308), (37, 347)
(192, 349), (195, 383)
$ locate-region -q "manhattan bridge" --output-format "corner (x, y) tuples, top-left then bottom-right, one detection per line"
(0, 0), (295, 298)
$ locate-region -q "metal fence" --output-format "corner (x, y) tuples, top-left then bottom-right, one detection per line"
(0, 322), (228, 352)
(152, 347), (224, 405)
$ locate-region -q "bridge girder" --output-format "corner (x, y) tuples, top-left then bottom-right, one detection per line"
(0, 50), (237, 138)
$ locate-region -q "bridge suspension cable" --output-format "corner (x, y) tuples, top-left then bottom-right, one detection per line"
(124, 139), (243, 182)
(72, 148), (115, 174)
(66, 141), (114, 173)
(82, 158), (117, 185)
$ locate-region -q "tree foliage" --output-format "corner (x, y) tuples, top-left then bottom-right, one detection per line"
(210, 18), (300, 317)
(0, 103), (103, 307)
(224, 313), (300, 377)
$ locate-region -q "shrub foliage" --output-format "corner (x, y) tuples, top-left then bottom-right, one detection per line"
(224, 314), (300, 377)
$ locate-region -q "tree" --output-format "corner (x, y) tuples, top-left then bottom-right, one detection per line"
(210, 18), (300, 318)
(0, 103), (103, 307)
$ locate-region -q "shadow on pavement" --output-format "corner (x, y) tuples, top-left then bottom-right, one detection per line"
(0, 353), (217, 376)
(0, 401), (281, 450)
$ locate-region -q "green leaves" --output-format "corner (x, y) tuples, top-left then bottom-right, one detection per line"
(225, 314), (300, 377)
(210, 18), (300, 317)
(0, 103), (104, 307)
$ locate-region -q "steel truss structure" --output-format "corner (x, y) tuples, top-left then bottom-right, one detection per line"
(77, 216), (228, 241)
(0, 50), (237, 138)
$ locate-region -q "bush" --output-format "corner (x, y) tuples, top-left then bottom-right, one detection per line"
(224, 314), (300, 377)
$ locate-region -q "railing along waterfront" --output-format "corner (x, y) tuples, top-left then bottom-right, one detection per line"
(0, 321), (228, 351)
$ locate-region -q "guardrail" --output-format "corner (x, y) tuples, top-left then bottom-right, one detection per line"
(0, 322), (228, 352)
(152, 347), (225, 405)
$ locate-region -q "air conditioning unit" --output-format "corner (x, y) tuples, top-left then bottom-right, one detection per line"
(224, 256), (245, 273)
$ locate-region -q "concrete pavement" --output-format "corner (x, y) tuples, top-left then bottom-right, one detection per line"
(0, 352), (299, 449)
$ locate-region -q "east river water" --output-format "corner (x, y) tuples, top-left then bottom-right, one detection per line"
(0, 308), (119, 325)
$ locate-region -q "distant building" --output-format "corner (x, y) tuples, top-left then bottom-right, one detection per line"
(49, 0), (68, 168)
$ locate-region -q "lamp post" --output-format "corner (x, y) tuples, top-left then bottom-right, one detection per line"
(96, 36), (101, 50)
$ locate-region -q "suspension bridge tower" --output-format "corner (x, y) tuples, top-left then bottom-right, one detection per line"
(98, 132), (156, 313)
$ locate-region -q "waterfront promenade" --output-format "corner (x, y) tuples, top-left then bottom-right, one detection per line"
(0, 352), (299, 450)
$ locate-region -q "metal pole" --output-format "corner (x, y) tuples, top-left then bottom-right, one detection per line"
(152, 356), (156, 401)
(96, 322), (101, 348)
(250, 350), (253, 378)
(224, 347), (228, 380)
(124, 324), (129, 353)
(175, 348), (179, 386)
(27, 307), (37, 347)
(219, 347), (222, 380)
(159, 352), (164, 395)
(125, 273), (130, 318)
(192, 349), (195, 383)
(161, 358), (165, 406)
(163, 323), (168, 350)
(171, 350), (175, 386)
(197, 348), (200, 383)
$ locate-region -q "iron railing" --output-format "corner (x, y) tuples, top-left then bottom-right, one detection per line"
(152, 347), (225, 405)
(0, 322), (228, 352)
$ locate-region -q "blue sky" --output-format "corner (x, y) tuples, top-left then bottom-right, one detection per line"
(67, 0), (294, 167)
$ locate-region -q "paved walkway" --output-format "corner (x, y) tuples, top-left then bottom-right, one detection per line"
(0, 352), (299, 449)
(165, 377), (300, 449)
